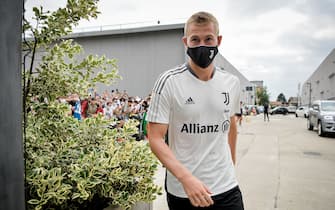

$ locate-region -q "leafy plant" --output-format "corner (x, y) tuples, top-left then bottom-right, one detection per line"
(25, 108), (161, 210)
(256, 86), (270, 105)
(23, 1), (161, 209)
(276, 92), (287, 104)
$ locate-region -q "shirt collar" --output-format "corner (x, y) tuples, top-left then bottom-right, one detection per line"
(186, 63), (216, 79)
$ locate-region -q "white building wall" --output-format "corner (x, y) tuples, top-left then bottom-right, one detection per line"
(71, 24), (185, 98)
(301, 48), (335, 106)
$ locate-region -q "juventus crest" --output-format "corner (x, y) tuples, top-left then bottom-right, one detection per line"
(221, 92), (230, 105)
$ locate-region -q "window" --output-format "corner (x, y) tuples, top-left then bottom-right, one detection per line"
(321, 101), (335, 111)
(246, 86), (253, 91)
(312, 104), (319, 111)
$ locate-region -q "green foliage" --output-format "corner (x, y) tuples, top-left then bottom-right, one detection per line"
(28, 39), (120, 103)
(25, 107), (161, 210)
(276, 93), (287, 103)
(256, 87), (270, 105)
(23, 1), (161, 209)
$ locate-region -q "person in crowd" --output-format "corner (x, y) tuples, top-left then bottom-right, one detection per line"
(146, 11), (244, 210)
(104, 101), (114, 119)
(87, 98), (97, 118)
(113, 97), (123, 120)
(68, 94), (81, 120)
(81, 98), (88, 119)
(61, 91), (154, 141)
(133, 97), (143, 115)
(141, 100), (150, 139)
(102, 90), (110, 101)
(235, 101), (243, 126)
(114, 89), (121, 98)
(121, 90), (129, 100)
(125, 97), (136, 119)
(95, 101), (104, 115)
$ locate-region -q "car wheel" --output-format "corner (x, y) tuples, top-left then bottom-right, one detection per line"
(318, 121), (325, 137)
(307, 119), (313, 130)
(295, 113), (298, 117)
(304, 114), (307, 118)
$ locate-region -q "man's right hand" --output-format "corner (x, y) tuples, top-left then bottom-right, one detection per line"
(148, 122), (214, 207)
(179, 175), (214, 207)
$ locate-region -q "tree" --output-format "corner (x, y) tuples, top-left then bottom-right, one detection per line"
(256, 87), (270, 105)
(22, 1), (161, 209)
(22, 0), (104, 136)
(276, 93), (287, 104)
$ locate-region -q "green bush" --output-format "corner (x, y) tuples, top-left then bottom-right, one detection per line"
(25, 103), (161, 210)
(23, 1), (161, 209)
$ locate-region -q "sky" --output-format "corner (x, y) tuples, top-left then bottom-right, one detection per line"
(25, 0), (335, 101)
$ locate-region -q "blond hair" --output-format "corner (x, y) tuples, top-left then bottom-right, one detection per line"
(184, 11), (219, 36)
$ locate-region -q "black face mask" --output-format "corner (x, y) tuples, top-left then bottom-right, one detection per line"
(187, 46), (218, 68)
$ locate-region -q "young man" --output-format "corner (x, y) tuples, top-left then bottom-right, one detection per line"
(147, 11), (244, 210)
(264, 103), (270, 122)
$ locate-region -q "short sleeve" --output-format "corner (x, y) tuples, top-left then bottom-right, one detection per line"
(146, 76), (172, 124)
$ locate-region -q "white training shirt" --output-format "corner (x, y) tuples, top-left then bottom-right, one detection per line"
(146, 63), (240, 198)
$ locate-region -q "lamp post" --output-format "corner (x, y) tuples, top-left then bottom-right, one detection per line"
(298, 83), (301, 106)
(306, 82), (312, 107)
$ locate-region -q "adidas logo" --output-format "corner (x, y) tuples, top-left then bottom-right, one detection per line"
(185, 97), (195, 104)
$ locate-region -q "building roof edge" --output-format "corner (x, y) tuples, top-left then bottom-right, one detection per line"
(65, 23), (185, 39)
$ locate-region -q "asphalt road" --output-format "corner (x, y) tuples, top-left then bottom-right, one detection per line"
(153, 114), (335, 210)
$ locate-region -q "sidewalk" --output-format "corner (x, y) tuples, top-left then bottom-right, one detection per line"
(153, 164), (168, 210)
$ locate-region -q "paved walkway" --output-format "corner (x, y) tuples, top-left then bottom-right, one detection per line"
(153, 163), (168, 210)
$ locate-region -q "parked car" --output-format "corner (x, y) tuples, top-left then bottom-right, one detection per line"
(295, 106), (309, 118)
(287, 105), (297, 113)
(307, 100), (335, 136)
(269, 106), (288, 115)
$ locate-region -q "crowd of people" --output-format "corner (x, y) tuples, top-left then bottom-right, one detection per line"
(60, 89), (151, 140)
